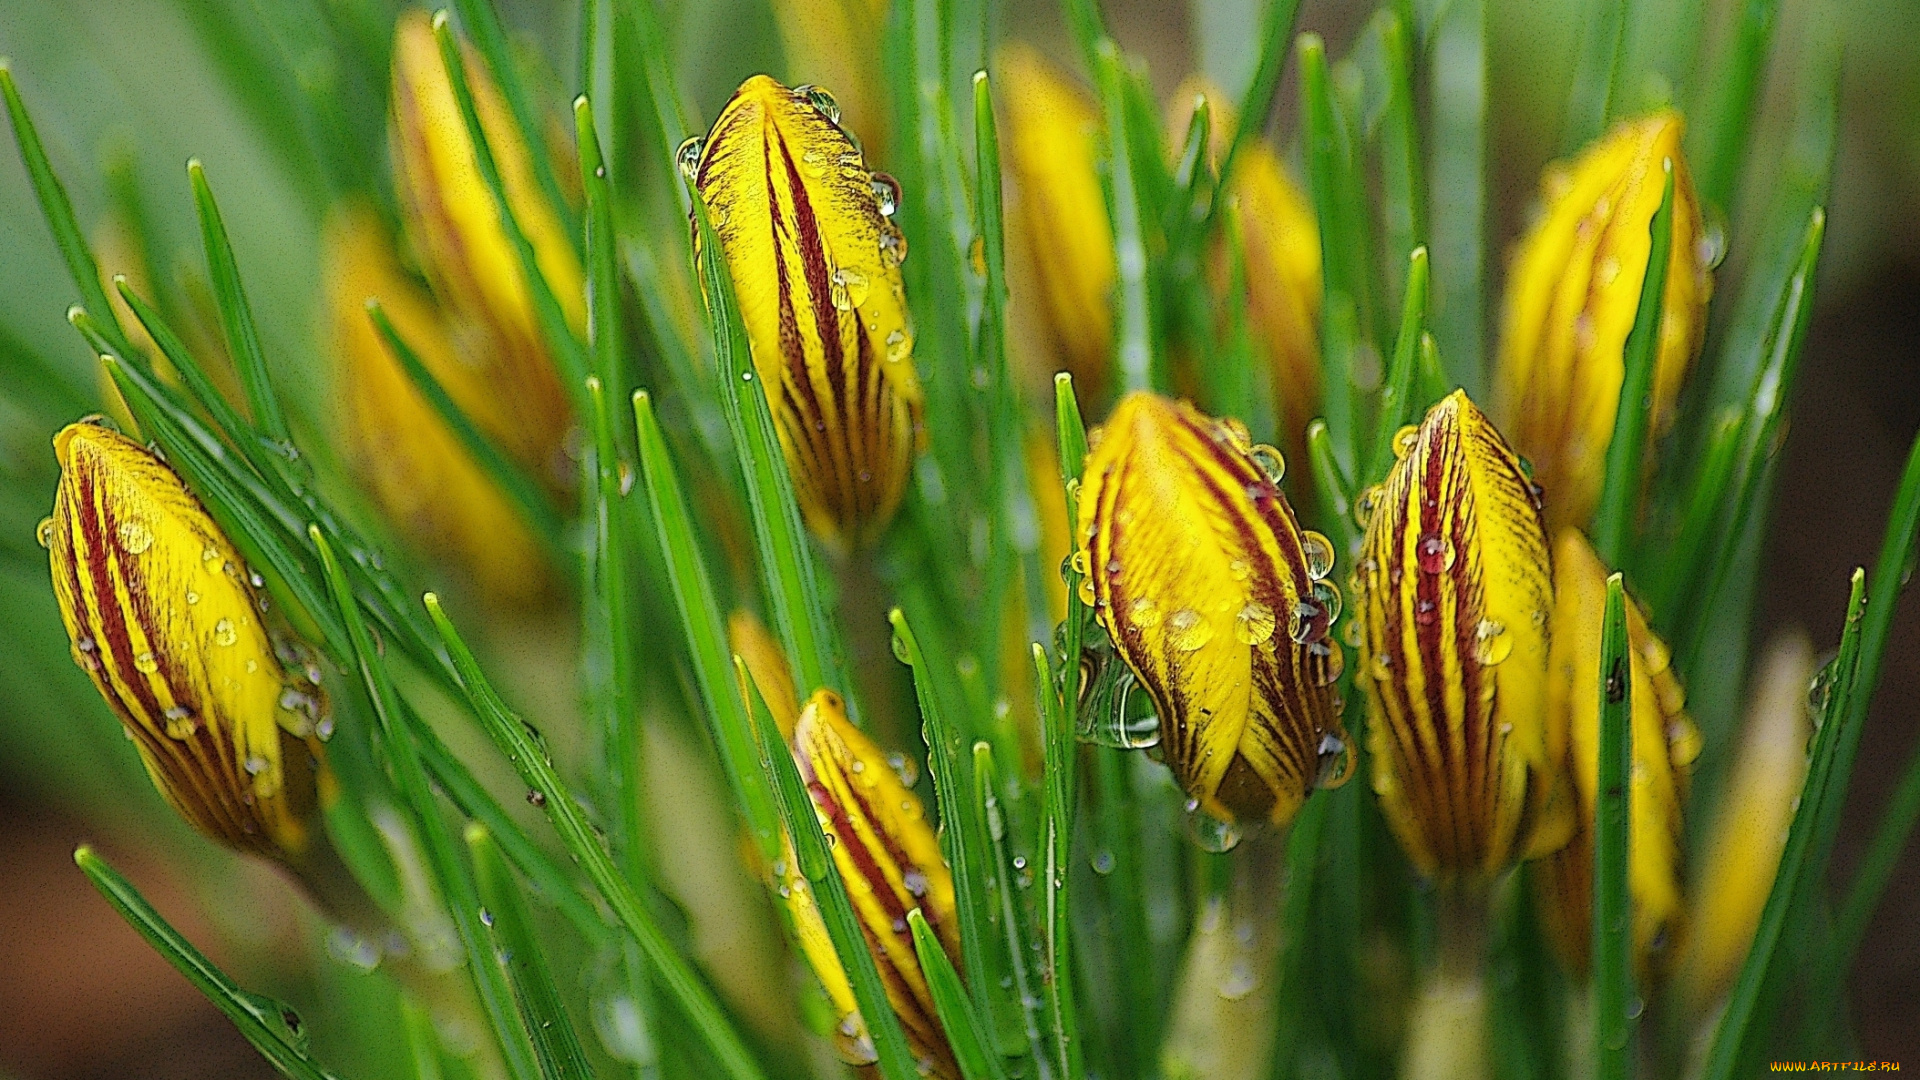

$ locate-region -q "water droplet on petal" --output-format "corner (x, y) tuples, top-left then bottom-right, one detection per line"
(797, 84), (842, 123)
(214, 618), (238, 647)
(886, 751), (920, 787)
(1234, 602), (1276, 646)
(1168, 609), (1214, 652)
(675, 136), (705, 181)
(1126, 596), (1162, 629)
(1300, 531), (1335, 579)
(1248, 444), (1286, 484)
(1474, 619), (1512, 665)
(1353, 485), (1382, 530)
(1392, 425), (1420, 459)
(1186, 806), (1241, 852)
(118, 520), (154, 554)
(36, 517), (55, 548)
(133, 651), (159, 674)
(1416, 533), (1456, 573)
(1307, 640), (1344, 685)
(162, 705), (199, 739)
(1315, 731), (1354, 788)
(869, 172), (901, 216)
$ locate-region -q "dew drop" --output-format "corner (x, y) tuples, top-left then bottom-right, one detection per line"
(1300, 531), (1335, 580)
(185, 590), (200, 605)
(1186, 808), (1241, 852)
(1474, 619), (1513, 665)
(1126, 596), (1162, 629)
(1392, 425), (1420, 459)
(527, 789), (548, 808)
(674, 136), (704, 181)
(1167, 608), (1214, 652)
(1076, 575), (1097, 607)
(117, 519), (154, 554)
(1369, 650), (1394, 681)
(212, 618), (238, 647)
(1414, 599), (1438, 626)
(1069, 550), (1091, 576)
(1315, 732), (1354, 788)
(886, 751), (920, 787)
(885, 328), (910, 361)
(163, 705), (199, 739)
(1416, 533), (1456, 573)
(133, 651), (159, 674)
(1248, 444), (1286, 485)
(797, 84), (842, 124)
(890, 629), (911, 664)
(244, 753), (269, 775)
(1353, 485), (1383, 530)
(36, 517), (55, 549)
(869, 172), (901, 216)
(829, 267), (870, 309)
(1090, 849), (1116, 874)
(1307, 640), (1344, 686)
(1234, 602), (1276, 646)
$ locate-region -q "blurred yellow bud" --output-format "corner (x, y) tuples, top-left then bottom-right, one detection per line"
(1677, 630), (1816, 1013)
(389, 9), (577, 482)
(1530, 530), (1699, 981)
(769, 0), (889, 151)
(1356, 391), (1572, 880)
(687, 75), (923, 551)
(325, 209), (550, 604)
(778, 690), (959, 1077)
(46, 422), (331, 862)
(728, 609), (800, 738)
(1077, 392), (1349, 826)
(999, 44), (1115, 402)
(1496, 111), (1711, 532)
(1169, 80), (1322, 460)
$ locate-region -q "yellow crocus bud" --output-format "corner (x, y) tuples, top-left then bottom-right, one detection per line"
(1495, 111), (1711, 533)
(999, 44), (1115, 402)
(1355, 391), (1573, 880)
(325, 209), (549, 604)
(778, 690), (959, 1078)
(389, 9), (577, 482)
(1169, 79), (1322, 459)
(1677, 630), (1815, 1013)
(770, 0), (889, 150)
(1530, 530), (1700, 981)
(1076, 392), (1349, 826)
(685, 75), (923, 552)
(45, 422), (332, 862)
(728, 609), (800, 737)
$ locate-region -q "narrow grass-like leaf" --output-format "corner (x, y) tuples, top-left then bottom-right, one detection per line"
(1031, 643), (1084, 1080)
(890, 611), (1007, 1042)
(430, 11), (591, 407)
(1306, 419), (1356, 557)
(366, 301), (572, 566)
(0, 63), (135, 358)
(467, 823), (598, 1080)
(1377, 11), (1425, 310)
(1268, 798), (1326, 1079)
(401, 997), (446, 1080)
(689, 194), (844, 707)
(1562, 0), (1628, 152)
(1591, 163), (1676, 567)
(1092, 40), (1157, 394)
(1795, 423), (1920, 1041)
(738, 659), (920, 1080)
(1203, 0), (1303, 240)
(112, 281), (259, 462)
(632, 391), (781, 858)
(188, 160), (291, 445)
(1425, 0), (1487, 391)
(1054, 373), (1091, 727)
(577, 96), (624, 393)
(972, 742), (1048, 1071)
(1689, 0), (1781, 212)
(1702, 570), (1869, 1080)
(1087, 746), (1157, 1076)
(909, 909), (1010, 1080)
(1646, 408), (1742, 622)
(315, 527), (544, 1080)
(426, 594), (771, 1080)
(446, 0), (579, 242)
(75, 846), (344, 1080)
(1364, 246), (1429, 486)
(1298, 34), (1370, 463)
(1593, 574), (1634, 1080)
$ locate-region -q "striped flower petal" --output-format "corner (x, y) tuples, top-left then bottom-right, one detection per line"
(389, 10), (577, 486)
(784, 689), (959, 1078)
(1077, 392), (1348, 827)
(1530, 529), (1699, 981)
(688, 75), (923, 551)
(46, 422), (330, 862)
(1356, 391), (1572, 880)
(325, 208), (550, 605)
(1495, 111), (1711, 533)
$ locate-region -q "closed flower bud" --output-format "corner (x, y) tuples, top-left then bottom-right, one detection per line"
(46, 422), (331, 862)
(1076, 392), (1349, 827)
(1677, 630), (1815, 1013)
(728, 609), (800, 737)
(1495, 111), (1711, 532)
(779, 690), (959, 1077)
(686, 75), (924, 551)
(1530, 530), (1699, 981)
(389, 10), (577, 483)
(1169, 80), (1322, 459)
(999, 44), (1115, 401)
(1356, 391), (1572, 880)
(325, 209), (548, 603)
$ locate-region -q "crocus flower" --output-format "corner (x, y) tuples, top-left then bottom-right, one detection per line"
(325, 209), (549, 603)
(1495, 111), (1711, 532)
(778, 689), (959, 1077)
(1530, 529), (1700, 981)
(999, 44), (1116, 402)
(1076, 391), (1349, 826)
(1678, 630), (1816, 1013)
(685, 74), (924, 551)
(389, 9), (577, 485)
(46, 421), (331, 863)
(1356, 391), (1573, 880)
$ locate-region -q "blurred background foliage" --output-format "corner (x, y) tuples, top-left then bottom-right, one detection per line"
(0, 0), (1915, 1076)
